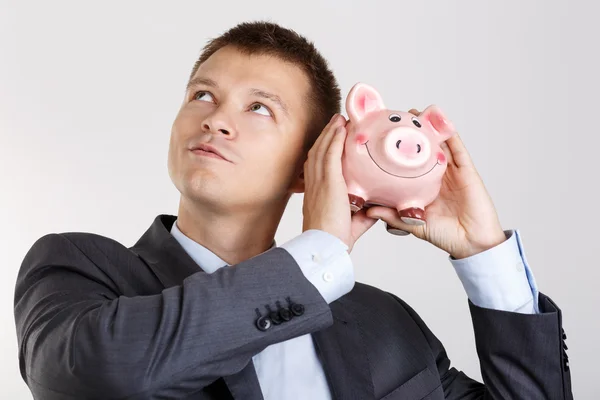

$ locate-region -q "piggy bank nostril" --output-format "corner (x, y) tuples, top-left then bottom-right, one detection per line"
(396, 140), (401, 149)
(417, 144), (421, 153)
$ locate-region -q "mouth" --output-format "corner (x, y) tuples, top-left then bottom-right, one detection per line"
(189, 144), (231, 162)
(365, 141), (439, 179)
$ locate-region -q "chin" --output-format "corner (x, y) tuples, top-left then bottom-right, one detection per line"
(187, 173), (223, 195)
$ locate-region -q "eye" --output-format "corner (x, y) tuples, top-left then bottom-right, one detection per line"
(412, 117), (422, 128)
(193, 91), (214, 102)
(389, 114), (401, 122)
(250, 103), (271, 116)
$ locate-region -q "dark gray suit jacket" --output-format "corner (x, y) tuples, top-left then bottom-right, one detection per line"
(14, 215), (573, 399)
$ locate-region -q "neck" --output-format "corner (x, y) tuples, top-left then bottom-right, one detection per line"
(175, 196), (290, 265)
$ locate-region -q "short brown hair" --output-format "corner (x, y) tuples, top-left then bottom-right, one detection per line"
(188, 21), (341, 151)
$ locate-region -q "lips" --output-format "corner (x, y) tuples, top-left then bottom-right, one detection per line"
(189, 143), (230, 162)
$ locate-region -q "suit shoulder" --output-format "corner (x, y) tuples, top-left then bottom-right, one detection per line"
(18, 230), (155, 297)
(32, 230), (129, 254)
(28, 230), (124, 248)
(21, 231), (132, 276)
(61, 231), (129, 252)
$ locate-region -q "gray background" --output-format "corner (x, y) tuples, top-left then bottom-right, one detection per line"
(1, 0), (597, 398)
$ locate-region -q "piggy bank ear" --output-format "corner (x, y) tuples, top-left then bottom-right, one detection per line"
(346, 83), (385, 123)
(419, 105), (456, 142)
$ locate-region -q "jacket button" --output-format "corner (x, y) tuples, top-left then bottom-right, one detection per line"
(291, 303), (305, 316)
(269, 311), (283, 325)
(256, 316), (272, 331)
(279, 308), (292, 322)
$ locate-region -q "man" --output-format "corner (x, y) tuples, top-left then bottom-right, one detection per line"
(14, 21), (573, 399)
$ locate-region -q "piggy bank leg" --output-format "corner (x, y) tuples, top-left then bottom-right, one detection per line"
(399, 207), (426, 226)
(386, 224), (410, 236)
(384, 205), (426, 235)
(348, 194), (366, 213)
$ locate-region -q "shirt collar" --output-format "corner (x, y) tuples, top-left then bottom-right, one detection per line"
(170, 218), (277, 273)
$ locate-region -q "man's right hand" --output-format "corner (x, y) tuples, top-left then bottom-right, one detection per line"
(302, 114), (378, 252)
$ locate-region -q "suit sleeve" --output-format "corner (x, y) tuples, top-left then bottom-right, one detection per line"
(389, 293), (573, 400)
(14, 233), (335, 399)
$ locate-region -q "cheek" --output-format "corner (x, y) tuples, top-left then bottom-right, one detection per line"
(238, 118), (303, 165)
(355, 133), (368, 145)
(247, 140), (301, 179)
(171, 112), (202, 144)
(437, 152), (446, 164)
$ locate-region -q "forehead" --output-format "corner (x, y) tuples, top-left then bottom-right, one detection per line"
(192, 46), (310, 102)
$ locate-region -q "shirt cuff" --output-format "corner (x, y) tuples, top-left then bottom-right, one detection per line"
(450, 229), (540, 314)
(280, 230), (354, 304)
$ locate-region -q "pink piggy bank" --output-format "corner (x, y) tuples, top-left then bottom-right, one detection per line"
(341, 82), (456, 235)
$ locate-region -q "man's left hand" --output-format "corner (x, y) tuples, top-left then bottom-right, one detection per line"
(366, 109), (506, 260)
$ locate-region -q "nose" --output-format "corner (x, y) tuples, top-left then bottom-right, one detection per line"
(395, 136), (423, 157)
(201, 111), (235, 138)
(203, 123), (230, 135)
(385, 128), (431, 167)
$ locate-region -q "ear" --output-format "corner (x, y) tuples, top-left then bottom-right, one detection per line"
(419, 105), (456, 142)
(346, 82), (386, 123)
(288, 161), (305, 194)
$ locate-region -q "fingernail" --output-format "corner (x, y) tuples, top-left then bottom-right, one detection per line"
(330, 113), (338, 122)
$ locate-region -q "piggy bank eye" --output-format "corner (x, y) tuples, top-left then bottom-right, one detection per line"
(412, 117), (422, 128)
(389, 114), (401, 122)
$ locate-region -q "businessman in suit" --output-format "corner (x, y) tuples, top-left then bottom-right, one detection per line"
(14, 21), (573, 399)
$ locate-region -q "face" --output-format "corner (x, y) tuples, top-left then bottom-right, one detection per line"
(168, 46), (311, 212)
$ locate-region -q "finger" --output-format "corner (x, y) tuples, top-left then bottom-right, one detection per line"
(323, 124), (347, 176)
(439, 141), (454, 166)
(311, 113), (340, 152)
(350, 208), (378, 242)
(314, 115), (345, 177)
(302, 159), (311, 187)
(408, 108), (421, 116)
(444, 133), (474, 169)
(316, 115), (345, 162)
(307, 114), (342, 181)
(308, 114), (341, 166)
(365, 206), (423, 236)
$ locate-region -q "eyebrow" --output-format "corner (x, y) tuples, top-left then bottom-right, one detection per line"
(248, 88), (289, 116)
(186, 77), (218, 92)
(186, 77), (289, 116)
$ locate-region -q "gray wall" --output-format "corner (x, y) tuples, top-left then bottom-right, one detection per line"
(1, 0), (596, 398)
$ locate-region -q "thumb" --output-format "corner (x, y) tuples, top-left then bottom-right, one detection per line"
(366, 206), (417, 235)
(350, 208), (378, 242)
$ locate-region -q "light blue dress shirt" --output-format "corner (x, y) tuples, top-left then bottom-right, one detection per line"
(170, 221), (539, 399)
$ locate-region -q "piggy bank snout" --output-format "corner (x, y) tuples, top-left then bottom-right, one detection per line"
(383, 128), (432, 168)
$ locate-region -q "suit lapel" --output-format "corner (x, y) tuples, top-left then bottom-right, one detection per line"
(312, 298), (375, 400)
(132, 215), (375, 400)
(131, 215), (265, 399)
(222, 362), (264, 400)
(131, 215), (203, 289)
